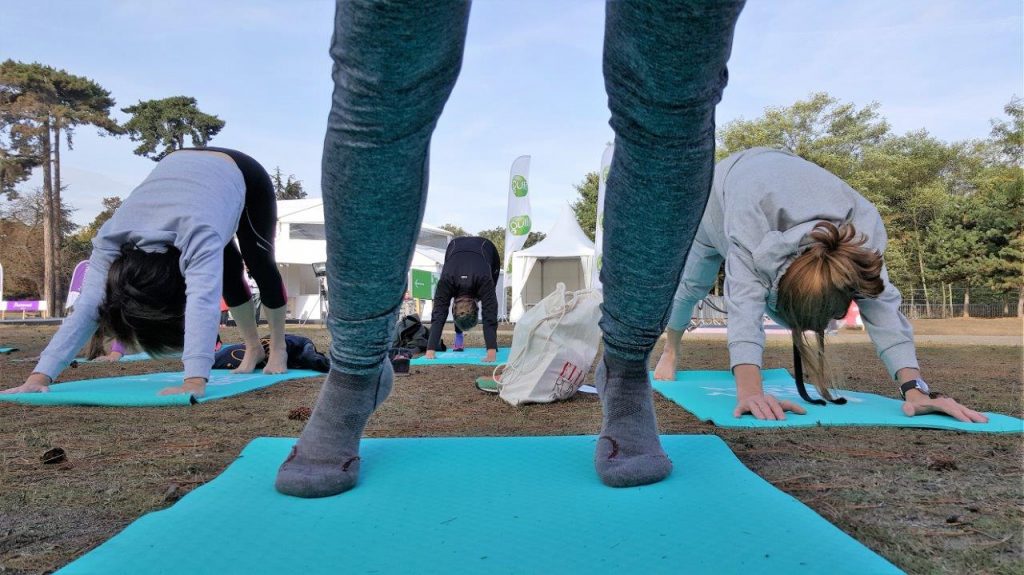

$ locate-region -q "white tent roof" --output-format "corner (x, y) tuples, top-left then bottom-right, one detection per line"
(275, 199), (451, 236)
(514, 204), (595, 257)
(508, 205), (596, 322)
(277, 199), (326, 224)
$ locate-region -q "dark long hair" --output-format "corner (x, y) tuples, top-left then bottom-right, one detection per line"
(96, 243), (187, 356)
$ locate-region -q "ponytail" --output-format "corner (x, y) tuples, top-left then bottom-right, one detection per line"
(777, 221), (884, 399)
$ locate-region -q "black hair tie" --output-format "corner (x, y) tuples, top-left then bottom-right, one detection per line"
(793, 343), (846, 406)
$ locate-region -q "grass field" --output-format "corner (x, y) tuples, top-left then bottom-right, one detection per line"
(1, 319), (1021, 574)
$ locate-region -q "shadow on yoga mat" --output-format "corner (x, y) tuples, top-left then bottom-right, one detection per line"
(56, 435), (901, 575)
(652, 368), (1023, 433)
(410, 347), (509, 366)
(0, 370), (322, 407)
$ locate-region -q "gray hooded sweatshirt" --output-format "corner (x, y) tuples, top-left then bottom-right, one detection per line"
(34, 152), (246, 381)
(667, 147), (918, 379)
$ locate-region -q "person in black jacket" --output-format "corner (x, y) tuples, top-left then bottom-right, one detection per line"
(425, 236), (500, 362)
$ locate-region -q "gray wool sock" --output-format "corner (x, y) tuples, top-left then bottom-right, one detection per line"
(275, 361), (393, 498)
(594, 353), (673, 487)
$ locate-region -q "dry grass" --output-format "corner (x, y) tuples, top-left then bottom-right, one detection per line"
(0, 322), (1021, 574)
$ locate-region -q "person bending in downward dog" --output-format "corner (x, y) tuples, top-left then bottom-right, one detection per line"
(653, 147), (988, 424)
(2, 147), (289, 399)
(424, 236), (501, 362)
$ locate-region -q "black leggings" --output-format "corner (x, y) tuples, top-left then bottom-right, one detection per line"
(191, 147), (287, 310)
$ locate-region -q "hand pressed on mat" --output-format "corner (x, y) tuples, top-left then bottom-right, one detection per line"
(0, 372), (51, 394)
(159, 377), (208, 398)
(902, 389), (989, 423)
(732, 364), (807, 421)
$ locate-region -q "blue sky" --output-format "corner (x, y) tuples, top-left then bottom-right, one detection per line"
(3, 0), (1021, 230)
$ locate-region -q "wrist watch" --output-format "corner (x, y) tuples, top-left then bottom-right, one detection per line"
(899, 378), (930, 400)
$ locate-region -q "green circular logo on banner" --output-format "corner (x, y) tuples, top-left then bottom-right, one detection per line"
(509, 215), (532, 236)
(597, 254), (603, 270)
(511, 175), (529, 197)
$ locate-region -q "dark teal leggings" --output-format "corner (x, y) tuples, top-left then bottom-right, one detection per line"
(321, 0), (745, 373)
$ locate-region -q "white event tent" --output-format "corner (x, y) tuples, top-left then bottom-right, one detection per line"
(508, 205), (596, 322)
(274, 199), (452, 321)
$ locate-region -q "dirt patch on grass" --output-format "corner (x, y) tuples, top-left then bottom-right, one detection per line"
(1, 325), (1021, 574)
(909, 317), (1022, 337)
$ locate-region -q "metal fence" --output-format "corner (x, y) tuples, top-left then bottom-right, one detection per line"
(899, 302), (1019, 319)
(898, 288), (1020, 319)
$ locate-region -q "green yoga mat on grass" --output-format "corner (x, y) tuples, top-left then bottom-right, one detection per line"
(0, 369), (321, 407)
(57, 435), (901, 575)
(652, 368), (1023, 433)
(410, 347), (509, 366)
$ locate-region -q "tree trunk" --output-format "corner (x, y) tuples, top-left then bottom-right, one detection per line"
(1018, 291), (1023, 318)
(41, 117), (55, 317)
(52, 120), (64, 317)
(940, 283), (947, 318)
(915, 238), (931, 317)
(962, 286), (970, 318)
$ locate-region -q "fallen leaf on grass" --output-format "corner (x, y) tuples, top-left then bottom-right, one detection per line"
(40, 447), (66, 465)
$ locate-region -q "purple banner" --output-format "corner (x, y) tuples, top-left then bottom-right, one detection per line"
(66, 260), (91, 309)
(69, 260), (90, 293)
(4, 300), (42, 312)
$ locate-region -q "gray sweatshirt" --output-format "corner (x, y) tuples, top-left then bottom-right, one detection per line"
(34, 152), (246, 381)
(668, 147), (919, 379)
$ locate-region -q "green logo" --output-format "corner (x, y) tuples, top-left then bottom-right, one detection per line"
(601, 166), (610, 182)
(598, 212), (604, 231)
(597, 254), (603, 270)
(511, 175), (528, 197)
(509, 215), (532, 236)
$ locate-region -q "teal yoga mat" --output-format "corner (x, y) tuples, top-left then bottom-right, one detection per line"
(75, 352), (154, 363)
(56, 435), (901, 575)
(653, 368), (1023, 433)
(0, 369), (321, 407)
(410, 347), (509, 366)
(0, 347), (17, 354)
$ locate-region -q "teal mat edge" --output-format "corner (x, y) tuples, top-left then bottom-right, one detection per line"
(0, 369), (323, 407)
(652, 368), (1023, 434)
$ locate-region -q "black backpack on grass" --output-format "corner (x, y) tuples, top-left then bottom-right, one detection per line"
(393, 314), (444, 353)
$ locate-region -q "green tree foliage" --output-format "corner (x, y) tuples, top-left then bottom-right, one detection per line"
(121, 96), (224, 161)
(989, 96), (1023, 164)
(565, 93), (1021, 315)
(717, 92), (889, 180)
(439, 223), (468, 237)
(570, 171), (600, 241)
(0, 60), (118, 314)
(923, 195), (986, 315)
(270, 167), (307, 200)
(0, 188), (77, 299)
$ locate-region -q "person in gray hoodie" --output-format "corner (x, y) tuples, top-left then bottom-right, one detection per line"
(653, 147), (988, 424)
(3, 148), (290, 399)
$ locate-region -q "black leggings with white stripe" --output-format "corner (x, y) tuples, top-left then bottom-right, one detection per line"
(199, 147), (287, 310)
